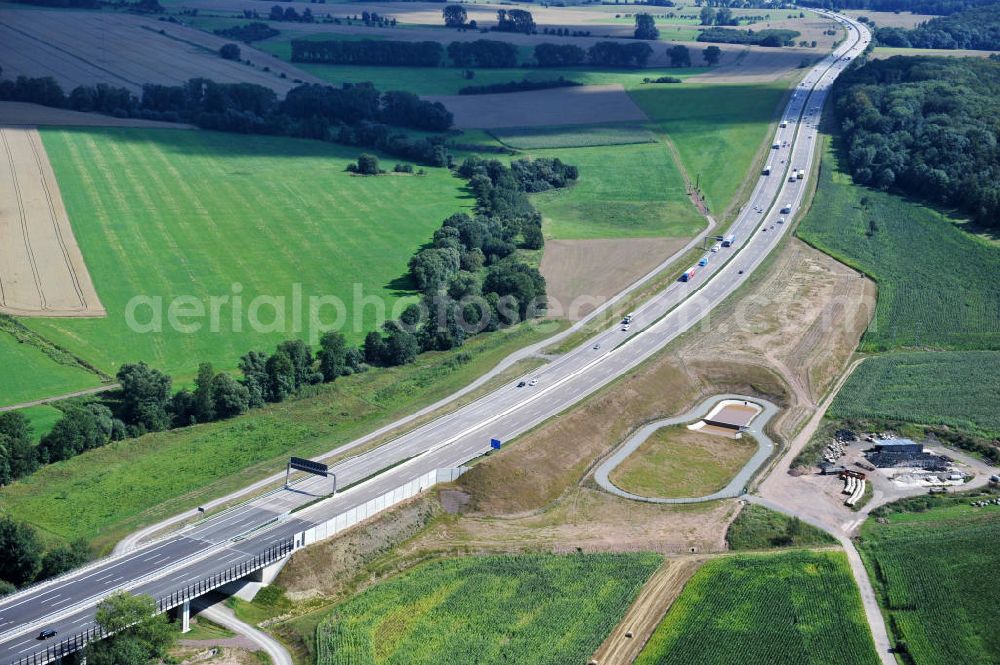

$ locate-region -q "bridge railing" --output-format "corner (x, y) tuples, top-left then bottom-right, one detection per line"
(6, 538), (295, 665)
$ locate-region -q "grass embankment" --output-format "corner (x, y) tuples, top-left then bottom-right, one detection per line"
(630, 81), (789, 214)
(635, 551), (881, 665)
(25, 127), (470, 390)
(829, 351), (1000, 440)
(726, 504), (836, 550)
(0, 322), (558, 551)
(609, 425), (756, 499)
(0, 325), (101, 407)
(312, 553), (661, 665)
(490, 123), (656, 150)
(797, 138), (1000, 352)
(530, 142), (705, 240)
(858, 491), (1000, 665)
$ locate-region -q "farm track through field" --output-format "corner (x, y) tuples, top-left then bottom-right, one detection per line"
(591, 557), (704, 665)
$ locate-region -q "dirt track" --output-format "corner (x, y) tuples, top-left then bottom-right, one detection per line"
(0, 9), (322, 94)
(427, 83), (647, 128)
(0, 126), (104, 317)
(591, 557), (704, 665)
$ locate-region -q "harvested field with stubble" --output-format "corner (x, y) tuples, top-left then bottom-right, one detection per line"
(0, 9), (320, 94)
(540, 237), (688, 321)
(0, 126), (104, 317)
(426, 84), (648, 129)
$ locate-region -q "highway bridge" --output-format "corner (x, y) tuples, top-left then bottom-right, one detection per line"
(0, 13), (870, 664)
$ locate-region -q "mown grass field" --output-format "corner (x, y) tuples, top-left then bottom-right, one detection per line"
(829, 351), (1000, 439)
(529, 143), (705, 239)
(28, 127), (471, 386)
(0, 329), (100, 407)
(609, 425), (756, 498)
(797, 139), (1000, 351)
(314, 553), (661, 665)
(859, 497), (1000, 665)
(630, 81), (788, 213)
(18, 404), (64, 442)
(635, 551), (880, 665)
(0, 322), (557, 551)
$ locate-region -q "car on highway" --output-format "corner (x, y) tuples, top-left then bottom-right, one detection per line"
(528, 378), (539, 386)
(621, 323), (631, 331)
(37, 630), (57, 641)
(593, 343), (601, 350)
(516, 381), (526, 388)
(777, 218), (785, 224)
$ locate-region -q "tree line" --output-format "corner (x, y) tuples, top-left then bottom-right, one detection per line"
(291, 39), (445, 66)
(458, 78), (581, 95)
(833, 55), (1000, 228)
(213, 21), (279, 42)
(873, 4), (1000, 50)
(0, 72), (453, 165)
(697, 27), (800, 46)
(797, 0), (996, 15)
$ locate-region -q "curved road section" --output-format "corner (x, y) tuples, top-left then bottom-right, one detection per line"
(594, 395), (778, 503)
(0, 13), (870, 665)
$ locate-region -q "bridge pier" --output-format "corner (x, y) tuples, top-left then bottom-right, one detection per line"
(180, 600), (190, 634)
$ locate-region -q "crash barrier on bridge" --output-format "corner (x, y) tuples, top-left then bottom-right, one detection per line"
(297, 467), (468, 548)
(6, 539), (295, 665)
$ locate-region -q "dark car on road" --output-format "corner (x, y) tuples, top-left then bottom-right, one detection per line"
(38, 629), (57, 640)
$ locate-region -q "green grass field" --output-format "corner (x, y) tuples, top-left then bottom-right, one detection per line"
(797, 138), (1000, 351)
(0, 329), (101, 407)
(0, 322), (556, 550)
(829, 351), (1000, 439)
(636, 551), (880, 665)
(630, 81), (788, 213)
(490, 123), (656, 150)
(314, 553), (661, 665)
(18, 404), (64, 442)
(609, 425), (756, 498)
(530, 143), (705, 239)
(859, 496), (1000, 665)
(726, 504), (837, 550)
(25, 127), (470, 388)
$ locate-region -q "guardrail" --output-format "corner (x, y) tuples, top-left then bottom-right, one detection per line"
(5, 539), (295, 665)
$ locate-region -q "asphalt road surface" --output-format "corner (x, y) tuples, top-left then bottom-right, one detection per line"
(0, 13), (869, 664)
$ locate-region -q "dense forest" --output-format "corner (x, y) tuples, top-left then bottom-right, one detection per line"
(874, 5), (1000, 49)
(798, 0), (996, 15)
(833, 56), (1000, 228)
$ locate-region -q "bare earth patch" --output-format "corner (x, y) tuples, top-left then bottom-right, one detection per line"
(0, 9), (321, 94)
(540, 237), (688, 321)
(0, 102), (193, 129)
(425, 84), (648, 129)
(841, 9), (936, 28)
(0, 127), (104, 317)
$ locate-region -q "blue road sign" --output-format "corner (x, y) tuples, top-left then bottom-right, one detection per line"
(490, 438), (501, 450)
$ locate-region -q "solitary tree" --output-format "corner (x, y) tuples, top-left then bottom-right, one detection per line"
(668, 44), (691, 67)
(353, 153), (380, 175)
(714, 6), (733, 25)
(219, 43), (241, 60)
(702, 45), (722, 65)
(634, 13), (659, 40)
(443, 4), (467, 28)
(699, 5), (715, 25)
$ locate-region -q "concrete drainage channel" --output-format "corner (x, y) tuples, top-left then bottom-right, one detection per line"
(593, 394), (779, 504)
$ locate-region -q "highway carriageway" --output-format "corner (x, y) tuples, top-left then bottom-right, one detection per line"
(0, 14), (870, 665)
